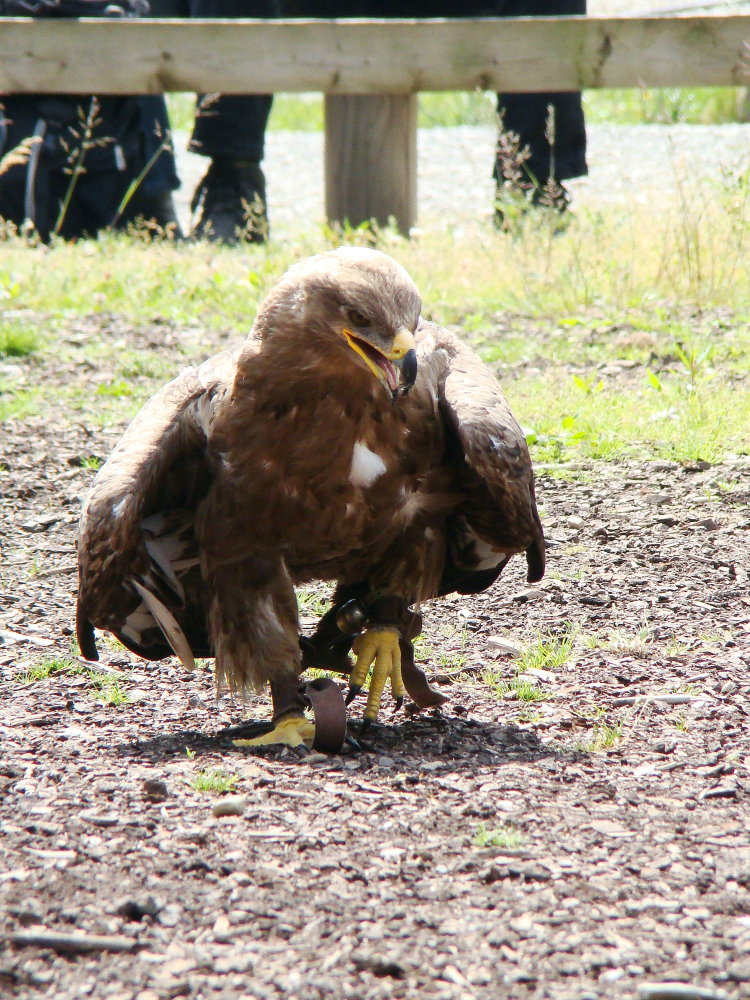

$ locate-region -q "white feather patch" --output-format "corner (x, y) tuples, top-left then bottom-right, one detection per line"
(122, 604), (155, 641)
(473, 536), (507, 571)
(143, 536), (185, 602)
(398, 487), (427, 525)
(131, 580), (195, 672)
(349, 441), (387, 488)
(192, 395), (215, 437)
(254, 596), (283, 641)
(112, 498), (128, 519)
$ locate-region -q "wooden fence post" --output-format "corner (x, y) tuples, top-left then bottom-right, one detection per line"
(324, 94), (417, 233)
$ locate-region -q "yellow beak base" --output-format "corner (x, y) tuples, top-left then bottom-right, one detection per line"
(388, 327), (416, 361)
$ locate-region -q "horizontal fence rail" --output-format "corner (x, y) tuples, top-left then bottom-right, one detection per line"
(0, 16), (749, 95)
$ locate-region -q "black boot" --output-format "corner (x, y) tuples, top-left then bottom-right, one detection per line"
(190, 158), (268, 245)
(120, 190), (184, 240)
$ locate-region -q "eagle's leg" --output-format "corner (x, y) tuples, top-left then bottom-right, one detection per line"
(233, 676), (314, 750)
(345, 523), (445, 725)
(348, 625), (406, 725)
(203, 552), (315, 750)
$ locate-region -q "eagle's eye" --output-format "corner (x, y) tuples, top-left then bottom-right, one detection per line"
(347, 308), (369, 328)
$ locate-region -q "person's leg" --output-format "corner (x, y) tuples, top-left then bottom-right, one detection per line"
(119, 95), (184, 237)
(185, 0), (279, 242)
(496, 90), (587, 186)
(494, 0), (587, 225)
(0, 98), (56, 240)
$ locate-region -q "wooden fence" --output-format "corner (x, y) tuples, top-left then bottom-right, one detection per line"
(1, 15), (748, 229)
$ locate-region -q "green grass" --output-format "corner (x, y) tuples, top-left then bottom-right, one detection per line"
(0, 170), (747, 462)
(416, 625), (470, 673)
(89, 673), (130, 706)
(473, 823), (525, 850)
(486, 674), (553, 703)
(579, 625), (652, 656)
(575, 722), (624, 753)
(13, 659), (127, 706)
(515, 631), (575, 673)
(583, 87), (748, 127)
(516, 355), (750, 464)
(0, 322), (40, 358)
(191, 768), (239, 794)
(17, 657), (79, 683)
(296, 586), (330, 618)
(483, 628), (574, 704)
(95, 379), (137, 399)
(166, 88), (749, 135)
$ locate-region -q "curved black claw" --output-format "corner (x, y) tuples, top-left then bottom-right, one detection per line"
(344, 733), (362, 753)
(394, 696), (404, 713)
(359, 716), (373, 735)
(345, 684), (362, 706)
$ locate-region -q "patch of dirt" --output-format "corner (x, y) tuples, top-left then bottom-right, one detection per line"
(1, 317), (749, 1000)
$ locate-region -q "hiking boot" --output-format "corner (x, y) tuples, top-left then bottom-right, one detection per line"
(123, 190), (184, 240)
(190, 158), (268, 244)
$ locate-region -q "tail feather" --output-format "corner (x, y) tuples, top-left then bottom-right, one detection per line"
(76, 606), (99, 662)
(132, 580), (196, 672)
(525, 534), (546, 583)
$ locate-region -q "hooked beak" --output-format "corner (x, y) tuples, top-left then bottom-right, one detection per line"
(342, 325), (418, 396)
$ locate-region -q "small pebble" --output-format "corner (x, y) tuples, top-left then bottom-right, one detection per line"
(643, 493), (672, 506)
(80, 811), (120, 827)
(699, 784), (737, 800)
(157, 905), (181, 927)
(142, 778), (168, 802)
(116, 896), (161, 922)
(487, 636), (522, 656)
(511, 588), (544, 604)
(212, 795), (247, 818)
(638, 983), (727, 1000)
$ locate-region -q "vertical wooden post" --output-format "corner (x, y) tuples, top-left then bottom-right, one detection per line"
(324, 93), (417, 234)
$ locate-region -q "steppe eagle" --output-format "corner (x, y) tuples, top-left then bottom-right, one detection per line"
(76, 248), (544, 751)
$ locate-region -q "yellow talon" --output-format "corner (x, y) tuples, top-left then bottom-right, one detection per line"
(351, 626), (401, 722)
(234, 713), (315, 749)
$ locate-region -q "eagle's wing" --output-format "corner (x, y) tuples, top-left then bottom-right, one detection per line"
(416, 322), (545, 593)
(76, 346), (241, 665)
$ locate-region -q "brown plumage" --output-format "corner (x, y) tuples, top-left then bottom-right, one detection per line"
(76, 248), (544, 747)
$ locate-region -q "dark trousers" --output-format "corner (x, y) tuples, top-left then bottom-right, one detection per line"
(148, 0), (279, 163)
(492, 0), (587, 182)
(0, 94), (172, 239)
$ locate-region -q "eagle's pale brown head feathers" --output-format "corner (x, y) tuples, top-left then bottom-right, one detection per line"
(250, 247), (421, 395)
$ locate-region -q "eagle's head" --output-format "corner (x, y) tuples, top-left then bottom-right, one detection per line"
(253, 247), (421, 396)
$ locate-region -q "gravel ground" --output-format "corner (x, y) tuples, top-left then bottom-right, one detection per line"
(172, 122), (750, 236)
(2, 311), (750, 1000)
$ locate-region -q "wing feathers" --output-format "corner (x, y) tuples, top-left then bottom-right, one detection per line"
(417, 321), (545, 580)
(143, 535), (186, 603)
(131, 580), (196, 672)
